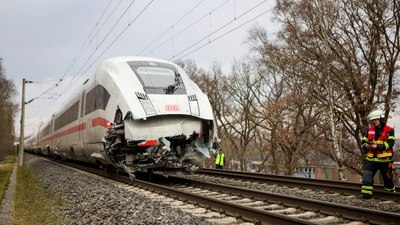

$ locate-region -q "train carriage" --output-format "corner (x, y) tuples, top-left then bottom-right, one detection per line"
(26, 56), (218, 178)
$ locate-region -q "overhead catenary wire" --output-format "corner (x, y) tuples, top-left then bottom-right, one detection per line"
(137, 0), (206, 56)
(72, 0), (138, 81)
(54, 0), (139, 99)
(174, 6), (274, 60)
(25, 81), (61, 103)
(169, 0), (268, 60)
(23, 0), (119, 128)
(143, 0), (232, 57)
(34, 0), (153, 123)
(61, 0), (116, 82)
(53, 0), (154, 103)
(78, 0), (156, 84)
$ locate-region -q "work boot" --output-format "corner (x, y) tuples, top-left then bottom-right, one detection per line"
(357, 194), (372, 200)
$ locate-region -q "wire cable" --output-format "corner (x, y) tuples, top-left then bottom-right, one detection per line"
(61, 0), (115, 81)
(137, 0), (206, 55)
(82, 0), (155, 76)
(56, 0), (154, 100)
(174, 6), (273, 60)
(73, 0), (137, 79)
(169, 0), (268, 59)
(143, 0), (232, 56)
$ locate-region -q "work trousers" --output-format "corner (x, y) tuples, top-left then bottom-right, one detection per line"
(361, 160), (395, 195)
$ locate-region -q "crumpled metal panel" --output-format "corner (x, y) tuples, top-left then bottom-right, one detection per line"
(124, 116), (202, 140)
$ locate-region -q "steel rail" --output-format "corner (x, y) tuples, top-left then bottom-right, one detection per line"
(198, 168), (400, 201)
(127, 178), (318, 225)
(169, 175), (400, 225)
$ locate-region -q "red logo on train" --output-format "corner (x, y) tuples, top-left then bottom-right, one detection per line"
(165, 105), (180, 111)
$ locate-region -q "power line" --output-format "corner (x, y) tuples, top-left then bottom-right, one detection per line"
(55, 0), (138, 96)
(28, 0), (119, 120)
(61, 0), (115, 81)
(73, 0), (138, 80)
(56, 0), (154, 100)
(82, 0), (156, 76)
(137, 0), (206, 55)
(25, 1), (120, 125)
(174, 6), (273, 60)
(169, 0), (268, 60)
(143, 0), (232, 56)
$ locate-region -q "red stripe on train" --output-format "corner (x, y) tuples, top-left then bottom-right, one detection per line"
(38, 117), (110, 143)
(92, 117), (111, 128)
(40, 122), (87, 142)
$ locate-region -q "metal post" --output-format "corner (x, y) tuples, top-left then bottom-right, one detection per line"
(19, 78), (26, 166)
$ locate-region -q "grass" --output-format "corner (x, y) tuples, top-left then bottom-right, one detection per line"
(11, 161), (66, 225)
(0, 155), (16, 205)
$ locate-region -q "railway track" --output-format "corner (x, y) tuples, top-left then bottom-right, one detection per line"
(38, 156), (400, 225)
(165, 175), (400, 225)
(196, 168), (400, 202)
(56, 161), (310, 224)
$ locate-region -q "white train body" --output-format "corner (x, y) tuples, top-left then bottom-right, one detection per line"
(26, 57), (218, 175)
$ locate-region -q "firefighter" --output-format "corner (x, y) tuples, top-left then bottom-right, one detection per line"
(215, 148), (225, 169)
(358, 109), (396, 199)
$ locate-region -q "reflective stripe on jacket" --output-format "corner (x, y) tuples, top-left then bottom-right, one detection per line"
(364, 125), (394, 161)
(215, 153), (224, 166)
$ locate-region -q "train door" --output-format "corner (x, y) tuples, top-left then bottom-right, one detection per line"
(79, 91), (86, 157)
(50, 115), (56, 155)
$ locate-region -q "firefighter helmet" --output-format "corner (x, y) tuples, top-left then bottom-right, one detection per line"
(367, 109), (385, 120)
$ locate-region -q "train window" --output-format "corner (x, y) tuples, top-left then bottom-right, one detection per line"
(40, 124), (51, 137)
(85, 85), (110, 115)
(128, 61), (186, 94)
(54, 101), (79, 130)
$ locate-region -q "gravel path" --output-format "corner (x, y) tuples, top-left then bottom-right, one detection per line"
(26, 155), (212, 225)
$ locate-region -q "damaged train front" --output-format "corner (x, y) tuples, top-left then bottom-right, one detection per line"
(102, 59), (219, 179)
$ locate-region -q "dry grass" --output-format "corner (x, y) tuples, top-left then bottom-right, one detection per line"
(11, 163), (66, 225)
(0, 155), (16, 204)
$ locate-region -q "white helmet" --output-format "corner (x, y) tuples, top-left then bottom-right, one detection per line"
(367, 109), (385, 120)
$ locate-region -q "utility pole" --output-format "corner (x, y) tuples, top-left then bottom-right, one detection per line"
(19, 78), (32, 167)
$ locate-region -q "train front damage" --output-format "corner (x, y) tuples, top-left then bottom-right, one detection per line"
(101, 58), (218, 179)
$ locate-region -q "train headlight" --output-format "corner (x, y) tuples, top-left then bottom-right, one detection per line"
(136, 92), (156, 115)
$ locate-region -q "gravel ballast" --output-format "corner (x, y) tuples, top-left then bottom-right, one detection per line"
(26, 155), (212, 225)
(181, 173), (400, 213)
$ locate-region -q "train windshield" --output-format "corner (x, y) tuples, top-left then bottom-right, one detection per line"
(129, 61), (186, 94)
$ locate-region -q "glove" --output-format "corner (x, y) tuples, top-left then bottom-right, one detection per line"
(387, 163), (395, 179)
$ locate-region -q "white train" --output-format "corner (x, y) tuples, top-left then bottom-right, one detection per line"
(25, 56), (219, 178)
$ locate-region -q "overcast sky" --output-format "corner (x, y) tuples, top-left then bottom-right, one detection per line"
(1, 0), (277, 137)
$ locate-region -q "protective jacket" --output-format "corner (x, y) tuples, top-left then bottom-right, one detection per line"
(215, 153), (225, 166)
(362, 125), (395, 162)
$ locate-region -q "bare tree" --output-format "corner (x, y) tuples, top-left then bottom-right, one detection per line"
(0, 58), (17, 160)
(276, 0), (399, 143)
(247, 0), (400, 176)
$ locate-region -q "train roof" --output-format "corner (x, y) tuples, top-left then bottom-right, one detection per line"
(102, 56), (177, 66)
